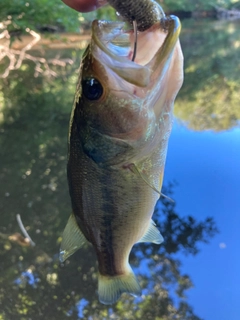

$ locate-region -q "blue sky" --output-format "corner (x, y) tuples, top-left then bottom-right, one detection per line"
(164, 122), (240, 320)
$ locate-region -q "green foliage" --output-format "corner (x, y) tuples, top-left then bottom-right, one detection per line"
(160, 0), (239, 11)
(0, 0), (117, 35)
(78, 6), (117, 24)
(0, 0), (79, 33)
(174, 19), (240, 131)
(0, 0), (239, 37)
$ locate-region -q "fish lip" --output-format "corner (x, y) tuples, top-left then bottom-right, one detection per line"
(91, 19), (165, 67)
(91, 17), (181, 65)
(91, 20), (132, 64)
(91, 20), (152, 87)
(90, 17), (181, 87)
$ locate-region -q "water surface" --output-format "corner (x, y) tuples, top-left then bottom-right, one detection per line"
(0, 19), (239, 320)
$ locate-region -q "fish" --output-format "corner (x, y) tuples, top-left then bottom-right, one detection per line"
(60, 2), (183, 305)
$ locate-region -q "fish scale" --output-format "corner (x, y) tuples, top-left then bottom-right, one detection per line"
(60, 1), (183, 305)
(68, 121), (158, 276)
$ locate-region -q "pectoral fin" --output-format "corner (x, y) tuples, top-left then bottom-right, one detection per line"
(130, 164), (174, 202)
(59, 214), (87, 263)
(138, 219), (164, 244)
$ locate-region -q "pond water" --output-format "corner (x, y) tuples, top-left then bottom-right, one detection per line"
(0, 18), (239, 320)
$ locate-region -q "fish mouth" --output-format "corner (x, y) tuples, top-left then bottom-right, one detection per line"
(91, 17), (181, 88)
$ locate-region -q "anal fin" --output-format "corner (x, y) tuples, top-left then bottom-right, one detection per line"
(138, 219), (164, 244)
(59, 214), (87, 263)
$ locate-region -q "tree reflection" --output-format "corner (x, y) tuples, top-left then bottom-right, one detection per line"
(175, 19), (240, 131)
(0, 22), (222, 319)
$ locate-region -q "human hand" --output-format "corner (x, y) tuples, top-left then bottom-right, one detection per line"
(62, 0), (107, 12)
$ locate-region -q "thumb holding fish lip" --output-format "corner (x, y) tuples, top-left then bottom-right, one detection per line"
(61, 0), (107, 12)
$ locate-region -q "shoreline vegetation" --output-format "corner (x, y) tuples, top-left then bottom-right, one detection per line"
(1, 6), (239, 52)
(173, 7), (240, 19)
(1, 1), (240, 132)
(35, 8), (240, 33)
(1, 4), (240, 66)
(1, 0), (240, 36)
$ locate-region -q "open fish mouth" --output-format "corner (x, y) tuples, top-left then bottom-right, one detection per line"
(90, 16), (182, 88)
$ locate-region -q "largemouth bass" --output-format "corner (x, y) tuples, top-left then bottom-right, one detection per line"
(60, 4), (183, 305)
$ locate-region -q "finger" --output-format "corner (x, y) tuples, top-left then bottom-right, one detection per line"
(62, 0), (106, 12)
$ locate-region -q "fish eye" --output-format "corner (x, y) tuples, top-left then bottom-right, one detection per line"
(82, 78), (103, 101)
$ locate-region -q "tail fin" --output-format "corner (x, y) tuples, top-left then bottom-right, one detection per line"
(98, 268), (141, 305)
